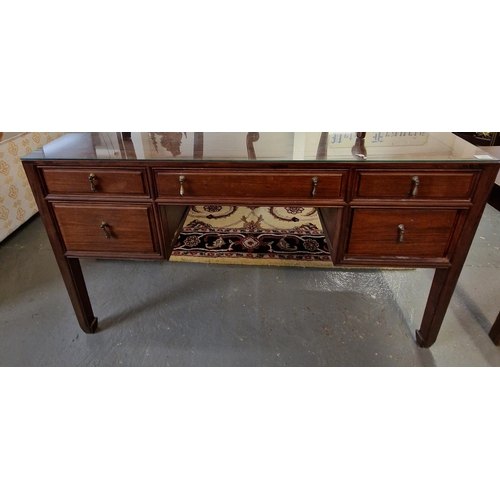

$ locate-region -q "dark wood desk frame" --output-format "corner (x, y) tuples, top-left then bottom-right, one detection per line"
(480, 146), (500, 345)
(22, 133), (500, 348)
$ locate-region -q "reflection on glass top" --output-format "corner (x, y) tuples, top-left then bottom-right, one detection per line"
(22, 132), (499, 162)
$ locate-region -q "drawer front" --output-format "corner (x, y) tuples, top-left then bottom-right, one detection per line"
(42, 168), (149, 196)
(346, 208), (458, 258)
(155, 171), (346, 201)
(52, 203), (158, 254)
(353, 171), (477, 201)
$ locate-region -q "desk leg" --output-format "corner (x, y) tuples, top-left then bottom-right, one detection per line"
(489, 313), (500, 345)
(22, 161), (98, 334)
(416, 267), (459, 348)
(420, 268), (500, 347)
(58, 257), (98, 333)
(417, 166), (500, 347)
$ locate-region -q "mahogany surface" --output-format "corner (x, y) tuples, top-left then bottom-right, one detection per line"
(353, 170), (477, 201)
(22, 132), (500, 348)
(42, 168), (149, 196)
(52, 203), (159, 255)
(347, 208), (458, 258)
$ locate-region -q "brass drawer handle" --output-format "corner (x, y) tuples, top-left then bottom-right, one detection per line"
(397, 224), (405, 243)
(89, 173), (97, 192)
(311, 177), (318, 197)
(100, 221), (111, 239)
(179, 175), (185, 196)
(410, 176), (420, 197)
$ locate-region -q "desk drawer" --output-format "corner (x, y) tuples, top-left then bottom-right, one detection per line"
(353, 171), (477, 201)
(52, 203), (158, 255)
(346, 208), (458, 258)
(155, 171), (346, 201)
(42, 168), (149, 196)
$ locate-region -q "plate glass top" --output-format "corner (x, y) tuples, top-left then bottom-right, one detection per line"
(22, 132), (498, 163)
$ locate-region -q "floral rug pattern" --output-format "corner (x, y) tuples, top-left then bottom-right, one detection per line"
(171, 206), (332, 266)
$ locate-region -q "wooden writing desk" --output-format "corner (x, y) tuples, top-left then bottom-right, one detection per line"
(22, 132), (500, 348)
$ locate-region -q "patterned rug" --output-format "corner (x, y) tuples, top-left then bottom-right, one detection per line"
(170, 206), (333, 267)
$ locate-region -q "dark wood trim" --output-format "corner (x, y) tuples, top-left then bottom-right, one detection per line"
(489, 312), (500, 345)
(23, 161), (98, 333)
(159, 205), (191, 260)
(487, 183), (500, 212)
(22, 144), (500, 347)
(317, 207), (343, 263)
(416, 165), (499, 347)
(453, 132), (500, 147)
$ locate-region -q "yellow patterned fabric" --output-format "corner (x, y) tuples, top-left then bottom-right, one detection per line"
(0, 132), (64, 242)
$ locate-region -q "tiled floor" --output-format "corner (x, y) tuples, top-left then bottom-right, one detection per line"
(1, 205), (500, 366)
